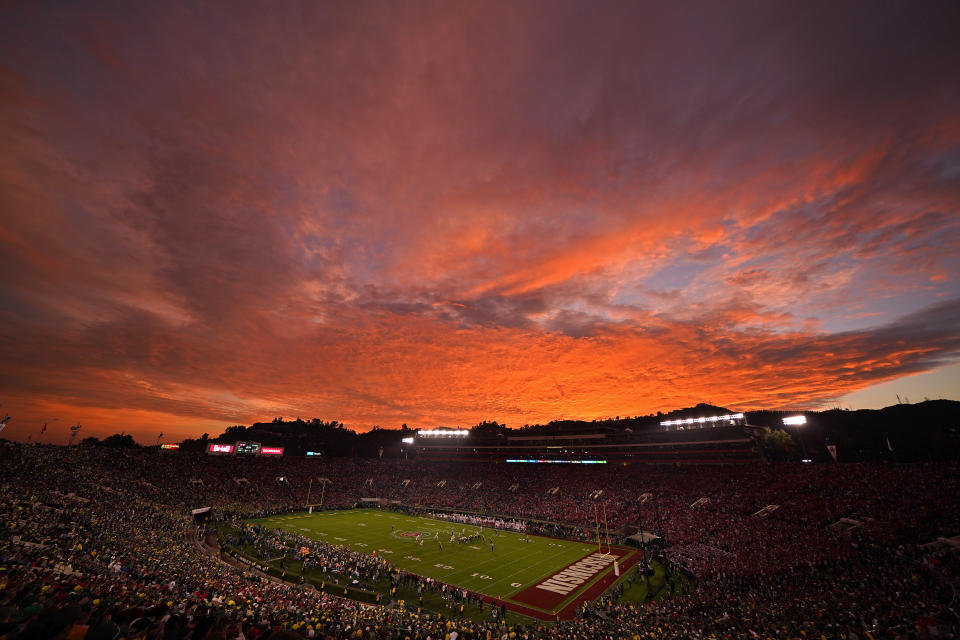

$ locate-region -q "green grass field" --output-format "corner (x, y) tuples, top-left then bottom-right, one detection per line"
(248, 509), (602, 600)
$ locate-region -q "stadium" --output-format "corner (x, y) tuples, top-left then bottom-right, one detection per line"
(3, 1), (960, 639)
(1, 405), (958, 639)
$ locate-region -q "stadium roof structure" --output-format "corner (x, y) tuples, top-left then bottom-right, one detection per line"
(660, 413), (745, 430)
(416, 429), (469, 437)
(415, 423), (758, 465)
(626, 531), (660, 545)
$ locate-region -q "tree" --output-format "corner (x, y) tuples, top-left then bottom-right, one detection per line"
(178, 433), (209, 452)
(470, 421), (506, 438)
(759, 427), (796, 461)
(223, 425), (247, 439)
(101, 433), (139, 449)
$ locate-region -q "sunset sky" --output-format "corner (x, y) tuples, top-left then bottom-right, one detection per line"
(1, 1), (959, 443)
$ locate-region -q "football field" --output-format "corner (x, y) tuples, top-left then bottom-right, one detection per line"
(248, 508), (640, 620)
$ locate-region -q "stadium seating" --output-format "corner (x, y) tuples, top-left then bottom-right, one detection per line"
(0, 442), (957, 638)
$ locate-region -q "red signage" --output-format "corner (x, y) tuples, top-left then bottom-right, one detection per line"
(160, 443), (180, 450)
(260, 446), (284, 456)
(207, 443), (234, 454)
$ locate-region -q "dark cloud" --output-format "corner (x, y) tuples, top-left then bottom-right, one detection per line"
(127, 149), (300, 322)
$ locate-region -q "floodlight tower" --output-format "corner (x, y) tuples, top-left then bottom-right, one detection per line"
(783, 415), (810, 460)
(636, 495), (650, 588)
(659, 413), (745, 430)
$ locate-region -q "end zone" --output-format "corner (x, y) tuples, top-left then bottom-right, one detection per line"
(498, 546), (639, 621)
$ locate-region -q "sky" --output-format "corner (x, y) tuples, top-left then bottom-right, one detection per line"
(1, 1), (959, 444)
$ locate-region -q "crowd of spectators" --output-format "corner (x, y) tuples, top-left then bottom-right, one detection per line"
(0, 441), (957, 639)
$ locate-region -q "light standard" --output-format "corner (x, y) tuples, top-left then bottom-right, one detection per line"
(636, 495), (650, 590)
(783, 415), (810, 461)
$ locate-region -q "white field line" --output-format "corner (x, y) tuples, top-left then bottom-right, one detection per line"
(484, 550), (572, 596)
(435, 544), (576, 596)
(289, 511), (590, 599)
(386, 531), (543, 585)
(484, 546), (589, 596)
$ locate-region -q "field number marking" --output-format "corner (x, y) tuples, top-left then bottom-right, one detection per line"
(404, 555), (421, 561)
(434, 563), (455, 570)
(511, 582), (522, 587)
(470, 572), (492, 580)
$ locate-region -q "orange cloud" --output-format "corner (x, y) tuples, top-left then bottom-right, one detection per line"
(1, 1), (959, 442)
(2, 298), (958, 442)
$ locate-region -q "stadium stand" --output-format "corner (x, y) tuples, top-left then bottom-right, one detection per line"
(414, 425), (758, 464)
(0, 441), (957, 639)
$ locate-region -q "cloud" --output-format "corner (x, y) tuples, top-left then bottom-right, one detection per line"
(0, 0), (959, 440)
(1, 297), (958, 441)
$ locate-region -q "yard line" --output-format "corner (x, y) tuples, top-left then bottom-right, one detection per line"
(434, 542), (574, 595)
(482, 546), (584, 596)
(266, 510), (599, 602)
(502, 550), (589, 595)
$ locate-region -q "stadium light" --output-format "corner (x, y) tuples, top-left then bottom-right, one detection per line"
(417, 429), (469, 437)
(783, 415), (810, 460)
(660, 413), (744, 427)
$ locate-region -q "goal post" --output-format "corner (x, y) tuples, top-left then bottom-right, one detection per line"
(594, 502), (612, 556)
(305, 478), (332, 513)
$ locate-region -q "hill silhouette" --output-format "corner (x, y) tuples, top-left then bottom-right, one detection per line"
(174, 400), (960, 462)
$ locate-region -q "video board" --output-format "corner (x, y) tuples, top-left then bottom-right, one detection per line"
(235, 441), (262, 455)
(207, 443), (234, 454)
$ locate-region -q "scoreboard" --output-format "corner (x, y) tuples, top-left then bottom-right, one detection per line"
(205, 442), (284, 456)
(235, 441), (262, 455)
